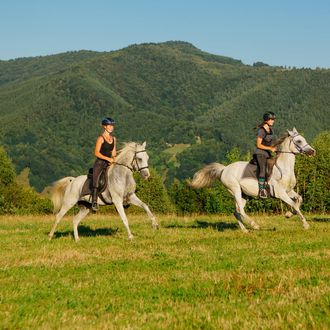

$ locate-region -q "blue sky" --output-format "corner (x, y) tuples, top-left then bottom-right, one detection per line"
(1, 0), (329, 68)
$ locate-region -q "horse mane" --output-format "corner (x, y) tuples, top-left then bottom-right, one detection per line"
(272, 132), (289, 147)
(115, 142), (139, 163)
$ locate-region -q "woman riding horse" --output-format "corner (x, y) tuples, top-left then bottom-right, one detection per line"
(253, 112), (277, 198)
(92, 117), (117, 211)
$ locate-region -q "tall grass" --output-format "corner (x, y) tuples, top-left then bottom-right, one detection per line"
(0, 214), (329, 329)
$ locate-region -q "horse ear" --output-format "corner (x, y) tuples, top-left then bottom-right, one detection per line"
(142, 141), (147, 148)
(288, 127), (299, 137)
(287, 129), (294, 136)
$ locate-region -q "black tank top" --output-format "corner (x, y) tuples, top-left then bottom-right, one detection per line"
(99, 136), (114, 158)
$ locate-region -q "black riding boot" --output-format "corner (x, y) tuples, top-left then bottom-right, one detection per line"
(91, 188), (99, 211)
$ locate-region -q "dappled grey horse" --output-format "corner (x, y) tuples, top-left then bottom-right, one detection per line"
(49, 142), (158, 241)
(191, 128), (316, 232)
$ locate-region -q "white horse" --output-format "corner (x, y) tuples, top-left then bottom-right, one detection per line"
(49, 142), (158, 241)
(191, 128), (316, 232)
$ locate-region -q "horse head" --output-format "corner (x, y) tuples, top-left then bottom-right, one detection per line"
(287, 127), (316, 156)
(132, 141), (150, 180)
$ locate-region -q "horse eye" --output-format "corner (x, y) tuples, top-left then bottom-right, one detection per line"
(296, 140), (302, 144)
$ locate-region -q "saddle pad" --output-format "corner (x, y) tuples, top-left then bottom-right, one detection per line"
(81, 177), (93, 197)
(247, 157), (277, 181)
(80, 167), (110, 197)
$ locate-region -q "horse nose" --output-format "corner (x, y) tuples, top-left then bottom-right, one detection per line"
(308, 148), (316, 157)
(142, 169), (150, 180)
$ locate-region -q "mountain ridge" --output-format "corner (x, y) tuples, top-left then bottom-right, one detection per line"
(0, 41), (329, 190)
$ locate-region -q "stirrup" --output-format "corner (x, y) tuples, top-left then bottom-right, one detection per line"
(91, 202), (99, 212)
(258, 189), (268, 199)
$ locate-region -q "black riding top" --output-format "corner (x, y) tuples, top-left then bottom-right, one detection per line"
(98, 136), (114, 159)
(253, 127), (273, 157)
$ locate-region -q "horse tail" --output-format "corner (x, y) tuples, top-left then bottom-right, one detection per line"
(51, 177), (75, 214)
(190, 163), (226, 189)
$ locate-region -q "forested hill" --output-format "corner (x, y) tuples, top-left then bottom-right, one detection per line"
(0, 41), (329, 191)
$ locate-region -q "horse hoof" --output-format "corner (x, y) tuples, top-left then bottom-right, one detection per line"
(252, 224), (260, 230)
(285, 211), (293, 218)
(152, 224), (159, 230)
(303, 223), (310, 230)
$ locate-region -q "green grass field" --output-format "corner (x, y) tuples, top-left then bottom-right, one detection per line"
(0, 213), (329, 329)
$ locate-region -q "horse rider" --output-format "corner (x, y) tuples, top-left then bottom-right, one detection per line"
(91, 117), (117, 211)
(253, 112), (277, 199)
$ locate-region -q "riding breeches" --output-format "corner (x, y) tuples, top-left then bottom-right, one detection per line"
(253, 154), (268, 179)
(92, 159), (108, 188)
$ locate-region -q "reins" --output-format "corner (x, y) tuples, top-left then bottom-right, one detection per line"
(272, 133), (312, 179)
(111, 149), (148, 172)
(112, 162), (134, 172)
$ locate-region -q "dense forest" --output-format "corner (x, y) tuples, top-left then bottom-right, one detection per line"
(0, 41), (329, 191)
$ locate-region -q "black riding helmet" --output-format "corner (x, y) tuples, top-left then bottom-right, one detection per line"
(101, 117), (115, 125)
(263, 112), (276, 121)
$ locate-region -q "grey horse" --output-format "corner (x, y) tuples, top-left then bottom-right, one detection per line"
(190, 128), (316, 232)
(49, 142), (158, 241)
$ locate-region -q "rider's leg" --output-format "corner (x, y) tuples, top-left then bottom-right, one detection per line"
(255, 154), (268, 198)
(92, 159), (106, 211)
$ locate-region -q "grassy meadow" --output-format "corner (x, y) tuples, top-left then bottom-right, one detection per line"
(0, 213), (329, 329)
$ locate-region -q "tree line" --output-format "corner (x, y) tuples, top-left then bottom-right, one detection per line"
(0, 131), (328, 215)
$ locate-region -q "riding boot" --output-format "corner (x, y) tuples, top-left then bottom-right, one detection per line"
(258, 178), (268, 199)
(91, 188), (99, 211)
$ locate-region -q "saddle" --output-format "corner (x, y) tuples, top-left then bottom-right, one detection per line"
(80, 167), (110, 198)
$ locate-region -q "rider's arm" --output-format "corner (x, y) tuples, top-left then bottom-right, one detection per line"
(256, 136), (277, 152)
(112, 137), (117, 159)
(94, 136), (114, 163)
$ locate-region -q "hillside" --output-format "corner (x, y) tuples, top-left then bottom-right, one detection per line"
(0, 41), (329, 190)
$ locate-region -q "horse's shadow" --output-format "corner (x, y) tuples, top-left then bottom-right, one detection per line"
(164, 219), (238, 232)
(51, 225), (119, 239)
(310, 216), (330, 223)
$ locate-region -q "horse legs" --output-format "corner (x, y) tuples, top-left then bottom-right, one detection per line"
(112, 196), (134, 240)
(49, 210), (65, 240)
(234, 197), (260, 231)
(128, 193), (159, 229)
(276, 188), (309, 229)
(73, 205), (90, 242)
(49, 197), (78, 240)
(288, 190), (303, 207)
(284, 190), (303, 218)
(229, 187), (248, 232)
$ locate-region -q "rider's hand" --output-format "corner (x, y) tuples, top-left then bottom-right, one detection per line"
(270, 146), (277, 153)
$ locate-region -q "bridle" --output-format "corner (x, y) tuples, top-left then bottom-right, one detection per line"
(277, 133), (311, 155)
(131, 150), (149, 172)
(113, 149), (148, 172)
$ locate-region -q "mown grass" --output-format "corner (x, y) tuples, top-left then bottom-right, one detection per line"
(0, 213), (329, 329)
